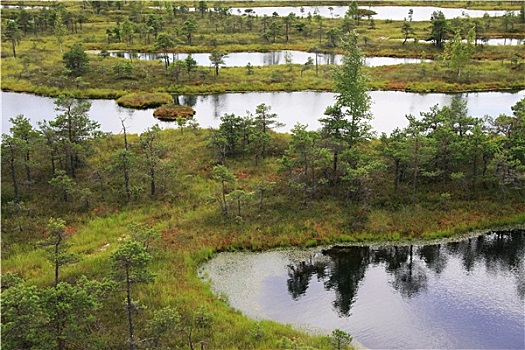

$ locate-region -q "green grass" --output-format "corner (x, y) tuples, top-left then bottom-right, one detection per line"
(2, 2), (524, 348)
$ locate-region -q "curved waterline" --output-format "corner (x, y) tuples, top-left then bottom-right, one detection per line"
(199, 227), (525, 349)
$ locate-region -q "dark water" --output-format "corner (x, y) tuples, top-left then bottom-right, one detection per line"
(201, 230), (525, 349)
(2, 90), (524, 136)
(88, 50), (428, 67)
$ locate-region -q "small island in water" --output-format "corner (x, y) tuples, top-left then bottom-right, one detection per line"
(1, 1), (524, 349)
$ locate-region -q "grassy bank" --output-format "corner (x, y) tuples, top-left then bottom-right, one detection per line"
(2, 52), (524, 99)
(2, 2), (524, 349)
(2, 0), (524, 98)
(2, 125), (524, 348)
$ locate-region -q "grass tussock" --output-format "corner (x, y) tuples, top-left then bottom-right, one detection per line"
(153, 104), (196, 120)
(116, 92), (173, 109)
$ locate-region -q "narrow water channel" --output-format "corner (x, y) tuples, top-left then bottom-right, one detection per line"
(200, 230), (525, 349)
(229, 6), (514, 21)
(87, 50), (430, 67)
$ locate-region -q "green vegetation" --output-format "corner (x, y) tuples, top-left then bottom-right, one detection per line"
(3, 92), (524, 350)
(116, 92), (174, 109)
(2, 1), (524, 349)
(1, 0), (524, 97)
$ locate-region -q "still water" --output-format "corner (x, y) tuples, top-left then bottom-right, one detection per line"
(200, 230), (525, 349)
(88, 50), (427, 67)
(2, 90), (523, 136)
(230, 6), (514, 21)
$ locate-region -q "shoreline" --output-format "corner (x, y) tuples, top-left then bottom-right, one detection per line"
(199, 225), (525, 349)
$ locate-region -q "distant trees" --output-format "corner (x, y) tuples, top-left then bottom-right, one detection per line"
(429, 11), (448, 48)
(209, 50), (228, 76)
(3, 20), (22, 58)
(443, 27), (475, 79)
(181, 18), (197, 44)
(211, 103), (283, 165)
(156, 33), (176, 70)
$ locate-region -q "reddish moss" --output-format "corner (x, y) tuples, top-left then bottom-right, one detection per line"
(153, 104), (196, 121)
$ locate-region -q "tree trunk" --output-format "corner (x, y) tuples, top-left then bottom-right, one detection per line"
(412, 139), (420, 205)
(126, 265), (135, 350)
(333, 151), (338, 183)
(394, 158), (400, 193)
(9, 144), (20, 203)
(150, 167), (156, 196)
(11, 40), (17, 58)
(54, 238), (61, 288)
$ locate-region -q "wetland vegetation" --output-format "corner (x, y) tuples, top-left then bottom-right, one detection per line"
(1, 1), (524, 349)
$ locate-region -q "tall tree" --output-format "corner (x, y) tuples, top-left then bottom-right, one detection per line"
(43, 218), (77, 288)
(111, 239), (154, 350)
(45, 95), (99, 178)
(1, 133), (23, 203)
(3, 20), (22, 58)
(184, 54), (197, 79)
(209, 50), (227, 76)
(283, 12), (296, 42)
(182, 18), (196, 44)
(121, 18), (135, 61)
(401, 19), (414, 45)
(443, 27), (475, 79)
(282, 123), (326, 205)
(429, 11), (448, 48)
(40, 282), (100, 350)
(140, 125), (165, 197)
(155, 33), (175, 70)
(251, 103), (283, 162)
(320, 30), (372, 186)
(197, 1), (208, 18)
(9, 115), (39, 183)
(54, 10), (67, 53)
(330, 30), (372, 148)
(213, 165), (236, 215)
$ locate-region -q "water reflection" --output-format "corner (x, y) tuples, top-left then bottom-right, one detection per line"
(201, 231), (525, 348)
(231, 6), (514, 21)
(287, 231), (524, 312)
(323, 247), (369, 317)
(269, 231), (525, 348)
(88, 50), (429, 67)
(3, 90), (524, 136)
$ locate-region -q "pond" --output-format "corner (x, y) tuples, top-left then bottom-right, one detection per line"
(88, 50), (428, 67)
(229, 6), (514, 21)
(199, 230), (525, 349)
(2, 90), (524, 136)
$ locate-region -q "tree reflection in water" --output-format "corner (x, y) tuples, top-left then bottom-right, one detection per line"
(285, 230), (524, 316)
(287, 257), (327, 300)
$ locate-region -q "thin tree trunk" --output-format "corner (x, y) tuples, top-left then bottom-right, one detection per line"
(126, 265), (135, 350)
(412, 139), (420, 205)
(150, 167), (156, 196)
(9, 144), (20, 203)
(54, 238), (61, 288)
